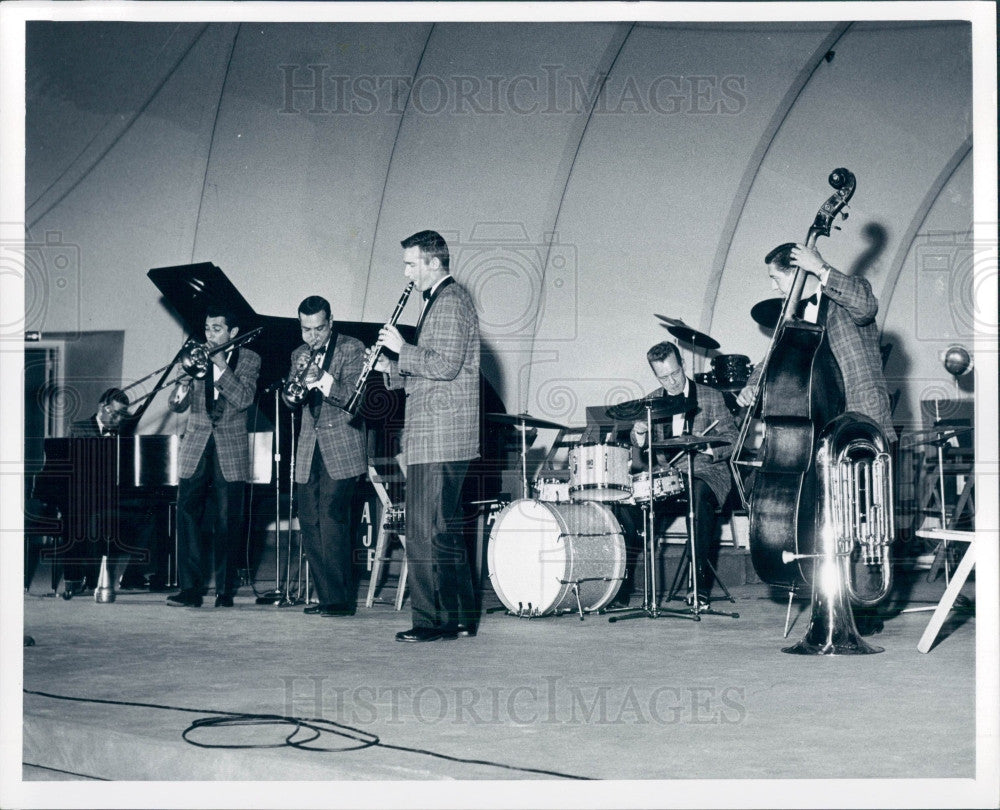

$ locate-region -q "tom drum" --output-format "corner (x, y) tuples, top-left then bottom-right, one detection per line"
(568, 442), (632, 502)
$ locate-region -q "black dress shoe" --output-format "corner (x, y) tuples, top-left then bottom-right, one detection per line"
(166, 590), (202, 607)
(455, 623), (478, 638)
(321, 603), (356, 617)
(303, 603), (325, 615)
(214, 594), (234, 608)
(395, 626), (457, 642)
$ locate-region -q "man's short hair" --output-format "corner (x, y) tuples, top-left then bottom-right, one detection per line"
(401, 230), (450, 271)
(764, 242), (797, 273)
(99, 387), (129, 408)
(298, 296), (331, 320)
(646, 341), (682, 366)
(205, 303), (240, 330)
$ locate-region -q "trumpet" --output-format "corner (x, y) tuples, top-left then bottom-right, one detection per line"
(282, 348), (322, 408)
(343, 281), (414, 415)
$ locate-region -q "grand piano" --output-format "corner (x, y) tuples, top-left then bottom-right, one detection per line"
(32, 262), (506, 593)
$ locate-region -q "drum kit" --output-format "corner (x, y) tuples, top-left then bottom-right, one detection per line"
(485, 411), (637, 619)
(485, 310), (748, 622)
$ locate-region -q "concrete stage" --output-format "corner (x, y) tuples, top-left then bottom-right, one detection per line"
(14, 563), (985, 805)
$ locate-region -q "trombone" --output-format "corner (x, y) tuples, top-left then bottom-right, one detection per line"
(122, 326), (263, 414)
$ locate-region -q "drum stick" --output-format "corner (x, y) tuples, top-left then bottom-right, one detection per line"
(665, 419), (719, 468)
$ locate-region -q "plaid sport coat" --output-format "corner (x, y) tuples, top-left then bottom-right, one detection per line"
(635, 381), (737, 506)
(177, 348), (261, 482)
(746, 268), (895, 439)
(291, 335), (368, 483)
(385, 279), (480, 465)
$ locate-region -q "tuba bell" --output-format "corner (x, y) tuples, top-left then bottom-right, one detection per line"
(782, 412), (895, 655)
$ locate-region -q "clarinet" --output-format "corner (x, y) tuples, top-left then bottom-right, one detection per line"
(343, 281), (415, 415)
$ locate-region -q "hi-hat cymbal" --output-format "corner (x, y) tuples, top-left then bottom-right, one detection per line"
(651, 436), (731, 450)
(486, 412), (568, 431)
(664, 323), (720, 350)
(605, 397), (687, 422)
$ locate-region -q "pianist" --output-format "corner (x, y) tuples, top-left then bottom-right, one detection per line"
(70, 387), (129, 438)
(57, 389), (132, 595)
(58, 389), (166, 596)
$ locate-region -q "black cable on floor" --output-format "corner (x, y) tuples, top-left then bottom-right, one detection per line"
(24, 689), (591, 780)
(21, 761), (109, 781)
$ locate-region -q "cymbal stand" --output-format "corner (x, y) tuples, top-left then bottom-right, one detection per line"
(514, 418), (530, 499)
(667, 445), (739, 620)
(610, 402), (696, 623)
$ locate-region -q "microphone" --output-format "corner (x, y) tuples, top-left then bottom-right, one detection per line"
(262, 378), (287, 394)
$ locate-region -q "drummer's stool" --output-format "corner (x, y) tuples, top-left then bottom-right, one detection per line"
(364, 462), (408, 610)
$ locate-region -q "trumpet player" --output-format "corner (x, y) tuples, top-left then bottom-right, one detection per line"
(372, 230), (480, 642)
(167, 305), (260, 609)
(287, 295), (367, 618)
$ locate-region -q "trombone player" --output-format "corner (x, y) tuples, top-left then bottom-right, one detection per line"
(285, 295), (367, 618)
(166, 304), (260, 608)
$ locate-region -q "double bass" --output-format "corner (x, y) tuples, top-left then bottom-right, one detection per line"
(732, 169), (854, 586)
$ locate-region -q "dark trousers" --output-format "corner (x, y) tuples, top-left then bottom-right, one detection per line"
(296, 449), (358, 606)
(176, 436), (245, 596)
(684, 479), (721, 594)
(405, 460), (477, 629)
(617, 478), (721, 598)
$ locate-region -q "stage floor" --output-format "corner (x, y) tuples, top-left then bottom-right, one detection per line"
(19, 570), (976, 790)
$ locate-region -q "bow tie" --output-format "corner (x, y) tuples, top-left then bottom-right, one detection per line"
(422, 288), (432, 301)
(661, 392), (686, 406)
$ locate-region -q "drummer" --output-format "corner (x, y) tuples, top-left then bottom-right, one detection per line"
(628, 341), (737, 607)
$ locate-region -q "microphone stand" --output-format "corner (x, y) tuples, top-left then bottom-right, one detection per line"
(256, 387), (299, 606)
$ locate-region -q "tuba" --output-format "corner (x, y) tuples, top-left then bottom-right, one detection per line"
(781, 413), (894, 655)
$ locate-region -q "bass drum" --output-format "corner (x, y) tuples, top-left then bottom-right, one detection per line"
(487, 499), (626, 617)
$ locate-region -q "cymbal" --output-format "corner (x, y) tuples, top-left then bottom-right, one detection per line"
(605, 397), (687, 422)
(651, 436), (732, 450)
(486, 412), (568, 431)
(654, 313), (686, 326)
(750, 298), (784, 329)
(904, 425), (973, 441)
(900, 425), (973, 449)
(664, 323), (720, 350)
(751, 297), (813, 329)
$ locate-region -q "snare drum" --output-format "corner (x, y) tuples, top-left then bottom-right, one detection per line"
(630, 468), (684, 503)
(533, 477), (572, 503)
(487, 499), (626, 616)
(568, 442), (631, 502)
